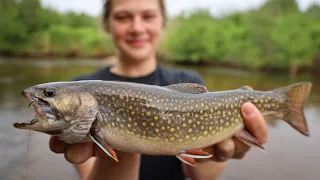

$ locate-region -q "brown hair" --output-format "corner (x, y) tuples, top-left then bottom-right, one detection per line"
(102, 0), (167, 30)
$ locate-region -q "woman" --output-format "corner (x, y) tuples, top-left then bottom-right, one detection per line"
(50, 0), (268, 179)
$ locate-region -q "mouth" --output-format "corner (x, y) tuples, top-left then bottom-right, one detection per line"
(13, 91), (57, 132)
(127, 39), (147, 48)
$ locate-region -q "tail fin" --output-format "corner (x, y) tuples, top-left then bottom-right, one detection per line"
(273, 82), (312, 136)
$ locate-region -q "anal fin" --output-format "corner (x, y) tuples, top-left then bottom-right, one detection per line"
(89, 128), (119, 162)
(176, 149), (212, 167)
(235, 130), (265, 152)
(180, 149), (213, 158)
(176, 155), (197, 167)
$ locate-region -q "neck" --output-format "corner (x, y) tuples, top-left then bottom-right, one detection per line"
(110, 55), (157, 78)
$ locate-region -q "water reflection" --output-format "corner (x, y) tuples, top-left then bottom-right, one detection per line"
(0, 59), (319, 180)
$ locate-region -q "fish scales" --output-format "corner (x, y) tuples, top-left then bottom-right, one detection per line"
(85, 82), (288, 154)
(14, 81), (312, 161)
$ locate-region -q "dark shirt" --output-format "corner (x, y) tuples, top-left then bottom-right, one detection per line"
(73, 65), (205, 180)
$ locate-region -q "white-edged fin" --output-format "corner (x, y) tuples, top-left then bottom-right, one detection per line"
(89, 128), (119, 162)
(176, 155), (197, 167)
(235, 130), (266, 153)
(179, 149), (213, 158)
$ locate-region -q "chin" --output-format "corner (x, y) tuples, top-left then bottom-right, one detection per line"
(122, 47), (155, 62)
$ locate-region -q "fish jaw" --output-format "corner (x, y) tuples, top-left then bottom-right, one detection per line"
(14, 83), (100, 144)
(14, 118), (45, 131)
(13, 89), (66, 134)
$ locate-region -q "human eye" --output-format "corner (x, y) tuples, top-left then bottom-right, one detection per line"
(143, 14), (156, 21)
(114, 13), (131, 21)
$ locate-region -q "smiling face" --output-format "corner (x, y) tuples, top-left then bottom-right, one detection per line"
(105, 0), (164, 62)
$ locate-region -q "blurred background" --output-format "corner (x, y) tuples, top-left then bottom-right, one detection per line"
(0, 0), (319, 180)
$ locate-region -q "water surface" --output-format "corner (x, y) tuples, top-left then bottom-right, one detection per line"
(0, 58), (319, 180)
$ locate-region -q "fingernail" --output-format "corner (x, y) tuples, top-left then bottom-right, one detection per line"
(243, 104), (254, 117)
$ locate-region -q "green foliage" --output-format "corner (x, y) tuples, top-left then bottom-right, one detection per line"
(161, 0), (320, 70)
(0, 0), (109, 57)
(0, 0), (319, 71)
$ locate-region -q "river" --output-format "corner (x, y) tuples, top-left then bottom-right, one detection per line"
(0, 58), (319, 180)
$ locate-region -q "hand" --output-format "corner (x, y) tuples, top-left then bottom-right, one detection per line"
(50, 137), (141, 180)
(202, 102), (268, 162)
(49, 137), (103, 164)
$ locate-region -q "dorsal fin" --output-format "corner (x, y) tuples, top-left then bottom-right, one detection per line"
(165, 83), (208, 94)
(238, 85), (254, 90)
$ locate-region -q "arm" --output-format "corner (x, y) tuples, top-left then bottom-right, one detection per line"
(182, 102), (268, 180)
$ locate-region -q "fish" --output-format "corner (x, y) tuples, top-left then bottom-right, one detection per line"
(13, 80), (312, 166)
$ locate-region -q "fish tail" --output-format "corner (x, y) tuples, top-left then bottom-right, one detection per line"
(273, 82), (312, 136)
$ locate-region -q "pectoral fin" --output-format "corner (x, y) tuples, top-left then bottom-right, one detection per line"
(235, 130), (265, 152)
(89, 128), (119, 162)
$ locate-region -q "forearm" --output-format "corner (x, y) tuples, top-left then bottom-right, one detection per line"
(76, 153), (141, 180)
(182, 161), (226, 180)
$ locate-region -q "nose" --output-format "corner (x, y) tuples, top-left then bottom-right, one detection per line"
(131, 17), (145, 33)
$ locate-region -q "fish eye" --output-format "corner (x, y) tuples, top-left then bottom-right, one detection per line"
(43, 87), (57, 97)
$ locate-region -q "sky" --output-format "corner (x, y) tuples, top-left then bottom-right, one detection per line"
(41, 0), (320, 17)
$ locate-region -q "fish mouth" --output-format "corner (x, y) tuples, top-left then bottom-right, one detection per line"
(13, 91), (58, 132)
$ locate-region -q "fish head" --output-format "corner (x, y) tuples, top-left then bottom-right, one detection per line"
(14, 82), (99, 143)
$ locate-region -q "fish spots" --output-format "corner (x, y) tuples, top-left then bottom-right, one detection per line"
(170, 128), (175, 132)
(154, 116), (159, 120)
(225, 122), (230, 127)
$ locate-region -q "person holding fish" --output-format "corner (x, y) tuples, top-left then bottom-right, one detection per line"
(49, 0), (269, 179)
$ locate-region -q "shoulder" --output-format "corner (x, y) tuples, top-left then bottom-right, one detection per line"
(158, 66), (205, 85)
(71, 67), (110, 81)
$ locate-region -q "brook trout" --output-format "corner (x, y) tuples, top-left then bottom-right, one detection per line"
(13, 81), (312, 166)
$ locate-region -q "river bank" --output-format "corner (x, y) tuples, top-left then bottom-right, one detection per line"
(3, 51), (319, 78)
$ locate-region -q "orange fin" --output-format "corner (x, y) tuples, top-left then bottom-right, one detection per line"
(176, 155), (197, 167)
(235, 130), (265, 152)
(180, 149), (213, 158)
(90, 128), (119, 162)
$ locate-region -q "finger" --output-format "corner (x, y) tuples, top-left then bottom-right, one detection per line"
(233, 137), (251, 154)
(232, 137), (250, 159)
(65, 142), (93, 164)
(49, 136), (67, 154)
(241, 102), (268, 144)
(214, 138), (235, 162)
